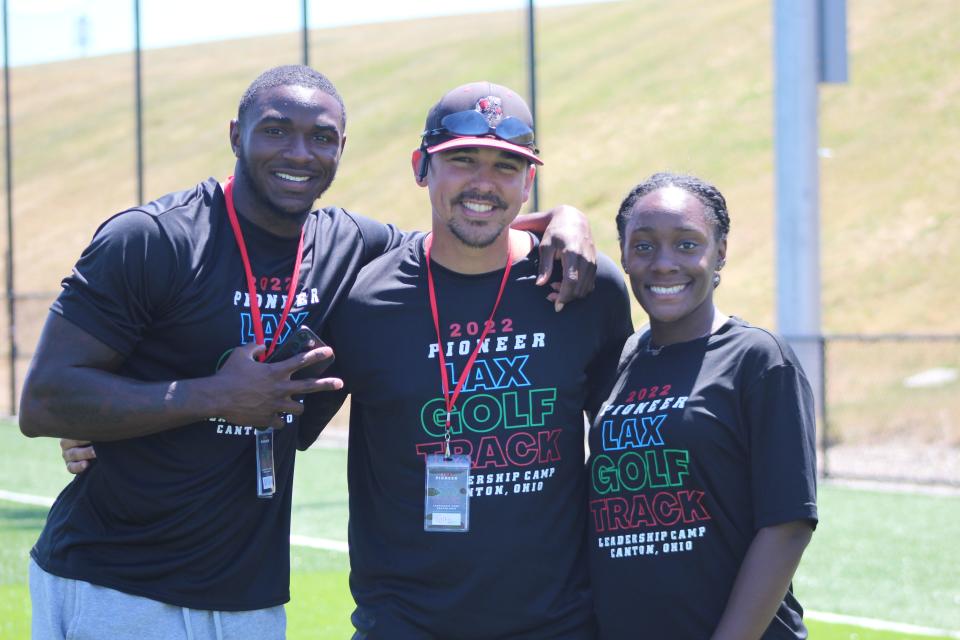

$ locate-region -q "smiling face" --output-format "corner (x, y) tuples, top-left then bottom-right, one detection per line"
(229, 84), (345, 236)
(416, 145), (535, 252)
(621, 186), (727, 346)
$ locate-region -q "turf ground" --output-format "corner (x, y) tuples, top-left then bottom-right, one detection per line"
(1, 421), (957, 639)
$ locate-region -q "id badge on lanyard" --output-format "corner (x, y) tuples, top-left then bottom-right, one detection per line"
(424, 454), (471, 532)
(222, 176), (304, 499)
(422, 234), (513, 532)
(255, 428), (276, 499)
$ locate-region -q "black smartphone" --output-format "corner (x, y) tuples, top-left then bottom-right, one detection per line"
(267, 325), (335, 379)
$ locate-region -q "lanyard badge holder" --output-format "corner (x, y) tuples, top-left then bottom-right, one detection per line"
(255, 428), (276, 498)
(424, 441), (471, 533)
(222, 176), (305, 500)
(422, 234), (512, 532)
(254, 325), (330, 499)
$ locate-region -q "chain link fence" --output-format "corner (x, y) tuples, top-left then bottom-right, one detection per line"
(4, 304), (959, 486)
(819, 334), (960, 487)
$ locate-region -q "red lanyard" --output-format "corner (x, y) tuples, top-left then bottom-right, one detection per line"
(222, 176), (305, 362)
(424, 234), (513, 455)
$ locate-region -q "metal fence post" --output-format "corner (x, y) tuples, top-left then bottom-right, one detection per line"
(525, 0), (539, 212)
(133, 0), (143, 205)
(820, 334), (829, 479)
(301, 0), (309, 66)
(3, 0), (15, 415)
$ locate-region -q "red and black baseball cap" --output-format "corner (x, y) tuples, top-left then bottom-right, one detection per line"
(420, 81), (543, 166)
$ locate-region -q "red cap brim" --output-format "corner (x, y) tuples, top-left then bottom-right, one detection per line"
(426, 137), (543, 165)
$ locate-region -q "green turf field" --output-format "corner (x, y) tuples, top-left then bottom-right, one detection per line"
(1, 421), (957, 639)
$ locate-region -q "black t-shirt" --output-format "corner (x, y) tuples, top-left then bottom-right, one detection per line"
(587, 318), (818, 640)
(320, 235), (634, 639)
(31, 178), (405, 610)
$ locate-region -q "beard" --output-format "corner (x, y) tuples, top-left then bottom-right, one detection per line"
(446, 218), (508, 249)
(445, 189), (510, 248)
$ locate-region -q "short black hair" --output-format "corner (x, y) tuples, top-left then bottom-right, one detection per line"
(237, 65), (345, 128)
(616, 172), (730, 242)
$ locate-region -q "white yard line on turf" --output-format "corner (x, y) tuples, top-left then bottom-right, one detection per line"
(0, 489), (54, 507)
(290, 534), (349, 553)
(0, 489), (350, 554)
(806, 610), (960, 638)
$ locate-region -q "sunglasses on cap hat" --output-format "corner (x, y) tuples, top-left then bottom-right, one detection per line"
(422, 109), (538, 151)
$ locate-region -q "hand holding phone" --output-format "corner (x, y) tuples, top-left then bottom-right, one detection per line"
(267, 325), (335, 379)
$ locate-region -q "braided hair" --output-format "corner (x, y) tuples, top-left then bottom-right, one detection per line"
(616, 172), (730, 242)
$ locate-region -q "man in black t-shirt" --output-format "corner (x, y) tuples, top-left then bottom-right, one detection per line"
(303, 82), (634, 639)
(20, 67), (598, 639)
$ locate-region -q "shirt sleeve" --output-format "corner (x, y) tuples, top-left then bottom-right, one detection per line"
(583, 259), (635, 419)
(51, 209), (177, 357)
(296, 310), (352, 450)
(297, 384), (348, 450)
(744, 362), (819, 530)
(352, 214), (411, 265)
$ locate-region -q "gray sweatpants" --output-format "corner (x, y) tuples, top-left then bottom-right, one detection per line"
(29, 559), (286, 640)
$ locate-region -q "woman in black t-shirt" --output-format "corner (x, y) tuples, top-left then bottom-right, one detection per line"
(587, 172), (818, 640)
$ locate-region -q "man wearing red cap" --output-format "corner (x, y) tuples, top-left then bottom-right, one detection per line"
(306, 82), (633, 639)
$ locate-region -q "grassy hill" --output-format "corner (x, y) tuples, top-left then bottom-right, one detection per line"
(1, 0), (958, 410)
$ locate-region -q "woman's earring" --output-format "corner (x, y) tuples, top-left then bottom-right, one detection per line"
(713, 257), (725, 287)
